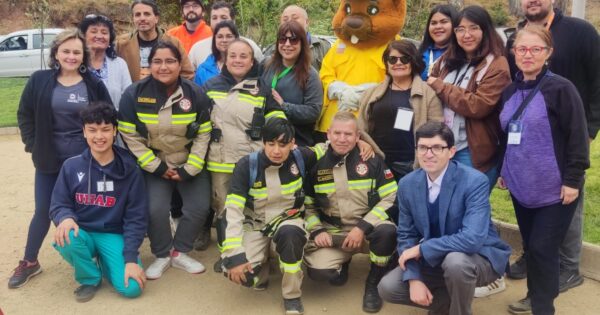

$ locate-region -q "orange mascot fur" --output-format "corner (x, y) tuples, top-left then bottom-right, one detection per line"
(316, 0), (406, 132)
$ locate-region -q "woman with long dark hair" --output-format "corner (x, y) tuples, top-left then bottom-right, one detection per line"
(194, 20), (239, 86)
(418, 4), (459, 80)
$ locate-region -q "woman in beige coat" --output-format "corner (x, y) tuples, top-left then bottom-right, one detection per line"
(358, 40), (443, 180)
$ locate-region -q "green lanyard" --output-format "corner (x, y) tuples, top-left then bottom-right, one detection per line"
(271, 66), (293, 89)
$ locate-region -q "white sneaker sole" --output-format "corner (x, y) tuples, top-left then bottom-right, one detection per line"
(474, 278), (506, 298)
(171, 261), (206, 274)
(145, 262), (171, 280)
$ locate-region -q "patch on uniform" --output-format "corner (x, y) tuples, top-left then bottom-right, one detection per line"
(290, 163), (299, 176)
(318, 175), (333, 182)
(318, 169), (332, 176)
(137, 97), (156, 104)
(179, 98), (192, 112)
(384, 169), (394, 179)
(356, 162), (369, 176)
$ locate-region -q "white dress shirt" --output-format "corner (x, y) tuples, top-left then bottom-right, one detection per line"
(427, 164), (449, 203)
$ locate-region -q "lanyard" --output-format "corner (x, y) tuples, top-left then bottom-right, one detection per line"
(271, 66), (293, 89)
(427, 49), (435, 76)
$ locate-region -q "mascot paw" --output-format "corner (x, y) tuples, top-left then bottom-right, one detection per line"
(338, 87), (362, 111)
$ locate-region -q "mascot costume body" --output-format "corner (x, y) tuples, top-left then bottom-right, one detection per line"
(317, 0), (406, 133)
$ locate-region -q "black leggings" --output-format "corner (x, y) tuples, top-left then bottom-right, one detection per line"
(24, 170), (59, 262)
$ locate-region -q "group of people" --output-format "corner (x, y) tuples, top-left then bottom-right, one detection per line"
(8, 0), (599, 314)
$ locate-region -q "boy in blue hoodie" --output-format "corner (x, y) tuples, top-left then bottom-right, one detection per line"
(49, 102), (148, 302)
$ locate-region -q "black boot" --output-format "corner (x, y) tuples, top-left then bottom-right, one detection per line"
(363, 263), (387, 313)
(329, 259), (351, 286)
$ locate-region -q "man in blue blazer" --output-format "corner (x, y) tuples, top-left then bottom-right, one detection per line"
(378, 121), (511, 315)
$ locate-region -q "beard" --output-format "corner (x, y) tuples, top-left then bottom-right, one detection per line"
(185, 12), (201, 23)
(524, 5), (551, 23)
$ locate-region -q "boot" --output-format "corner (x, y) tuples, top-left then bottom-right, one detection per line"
(329, 259), (351, 286)
(363, 263), (387, 313)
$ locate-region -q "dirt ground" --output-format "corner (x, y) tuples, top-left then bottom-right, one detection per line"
(0, 134), (599, 315)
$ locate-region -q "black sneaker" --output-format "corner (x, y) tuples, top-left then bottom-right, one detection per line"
(74, 283), (101, 302)
(8, 260), (42, 289)
(508, 296), (531, 315)
(254, 280), (269, 291)
(507, 253), (527, 280)
(284, 298), (304, 315)
(213, 258), (223, 273)
(329, 260), (350, 286)
(559, 270), (584, 293)
(193, 228), (211, 251)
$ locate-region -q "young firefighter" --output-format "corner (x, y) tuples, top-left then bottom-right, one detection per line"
(49, 102), (148, 302)
(218, 118), (316, 315)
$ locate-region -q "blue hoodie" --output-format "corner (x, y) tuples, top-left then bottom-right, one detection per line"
(49, 146), (149, 263)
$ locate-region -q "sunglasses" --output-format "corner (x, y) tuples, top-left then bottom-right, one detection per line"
(387, 55), (411, 65)
(85, 14), (111, 23)
(278, 35), (300, 45)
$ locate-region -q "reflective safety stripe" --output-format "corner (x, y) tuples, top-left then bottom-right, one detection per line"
(281, 178), (302, 195)
(304, 196), (314, 205)
(369, 251), (391, 265)
(221, 237), (242, 252)
(315, 182), (335, 194)
(238, 94), (265, 107)
(279, 258), (302, 274)
(249, 187), (267, 199)
(198, 121), (212, 133)
(187, 154), (205, 170)
(171, 113), (197, 125)
(207, 90), (227, 99)
(370, 206), (389, 221)
(137, 113), (159, 124)
(265, 110), (286, 120)
(305, 214), (321, 230)
(348, 179), (373, 190)
(138, 150), (156, 167)
(207, 162), (235, 173)
(117, 120), (136, 133)
(378, 182), (398, 197)
(225, 194), (246, 208)
(311, 145), (326, 160)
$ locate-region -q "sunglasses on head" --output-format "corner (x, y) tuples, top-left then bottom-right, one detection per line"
(387, 55), (411, 65)
(278, 35), (300, 45)
(85, 14), (111, 23)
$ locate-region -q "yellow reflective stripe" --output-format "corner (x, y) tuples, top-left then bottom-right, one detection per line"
(225, 194), (246, 208)
(304, 196), (314, 205)
(348, 179), (373, 190)
(221, 237), (242, 252)
(137, 113), (159, 124)
(369, 251), (391, 265)
(315, 183), (335, 194)
(279, 258), (302, 274)
(187, 154), (205, 170)
(249, 187), (267, 199)
(198, 121), (212, 133)
(378, 182), (398, 197)
(305, 214), (321, 230)
(265, 110), (286, 120)
(207, 162), (235, 173)
(370, 206), (389, 221)
(281, 178), (302, 195)
(138, 150), (156, 167)
(207, 90), (227, 99)
(311, 144), (325, 160)
(117, 120), (136, 133)
(172, 113), (197, 125)
(238, 94), (265, 107)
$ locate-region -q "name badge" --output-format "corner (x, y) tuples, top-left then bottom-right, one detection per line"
(394, 108), (414, 131)
(97, 181), (114, 192)
(507, 120), (523, 145)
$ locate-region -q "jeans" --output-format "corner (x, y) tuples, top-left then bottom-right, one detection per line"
(452, 148), (497, 193)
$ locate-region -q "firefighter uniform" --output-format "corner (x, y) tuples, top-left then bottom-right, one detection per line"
(203, 65), (286, 215)
(117, 76), (212, 257)
(219, 148), (317, 299)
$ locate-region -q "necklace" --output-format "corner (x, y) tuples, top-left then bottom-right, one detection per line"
(391, 80), (411, 91)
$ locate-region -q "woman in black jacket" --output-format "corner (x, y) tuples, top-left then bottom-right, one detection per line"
(9, 28), (111, 289)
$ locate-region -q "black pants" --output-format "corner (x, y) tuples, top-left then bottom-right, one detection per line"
(512, 195), (577, 315)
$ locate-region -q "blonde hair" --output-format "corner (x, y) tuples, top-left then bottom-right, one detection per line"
(48, 28), (89, 70)
(514, 24), (553, 49)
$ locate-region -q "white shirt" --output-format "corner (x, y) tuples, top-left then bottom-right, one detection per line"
(427, 164), (449, 203)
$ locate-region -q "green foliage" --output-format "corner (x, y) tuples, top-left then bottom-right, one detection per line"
(489, 1), (509, 26)
(401, 0), (431, 40)
(0, 78), (27, 127)
(157, 0), (183, 28)
(26, 0), (50, 29)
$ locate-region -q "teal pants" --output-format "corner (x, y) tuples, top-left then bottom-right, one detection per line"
(53, 229), (143, 298)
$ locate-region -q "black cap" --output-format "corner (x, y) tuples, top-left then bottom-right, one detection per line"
(180, 0), (204, 9)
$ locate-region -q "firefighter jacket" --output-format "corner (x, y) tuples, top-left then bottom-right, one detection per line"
(220, 148), (317, 268)
(305, 144), (398, 237)
(117, 76), (211, 179)
(204, 63), (286, 174)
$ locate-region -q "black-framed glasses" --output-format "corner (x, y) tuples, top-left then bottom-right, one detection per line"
(183, 3), (202, 10)
(512, 46), (549, 56)
(387, 55), (411, 65)
(278, 35), (300, 45)
(416, 145), (449, 155)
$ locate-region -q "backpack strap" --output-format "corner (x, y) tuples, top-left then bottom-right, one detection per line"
(292, 148), (305, 180)
(249, 151), (259, 188)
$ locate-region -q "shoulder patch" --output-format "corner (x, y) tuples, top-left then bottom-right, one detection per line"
(355, 162), (369, 176)
(290, 163), (299, 176)
(384, 169), (394, 180)
(179, 98), (192, 112)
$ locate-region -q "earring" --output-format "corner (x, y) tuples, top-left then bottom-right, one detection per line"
(79, 64), (88, 74)
(54, 61), (60, 70)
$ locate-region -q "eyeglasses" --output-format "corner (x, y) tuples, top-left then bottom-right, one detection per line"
(278, 35), (300, 45)
(151, 58), (179, 66)
(416, 145), (449, 155)
(183, 4), (202, 10)
(454, 25), (481, 36)
(512, 46), (549, 56)
(387, 55), (411, 65)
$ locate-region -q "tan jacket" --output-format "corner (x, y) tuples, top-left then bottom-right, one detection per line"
(115, 28), (195, 82)
(357, 75), (443, 168)
(429, 55), (511, 172)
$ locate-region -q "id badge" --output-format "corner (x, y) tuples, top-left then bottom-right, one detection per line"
(507, 120), (523, 145)
(97, 181), (114, 192)
(394, 108), (414, 131)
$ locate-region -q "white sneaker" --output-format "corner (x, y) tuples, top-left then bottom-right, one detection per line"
(474, 277), (506, 298)
(171, 251), (206, 274)
(145, 257), (171, 280)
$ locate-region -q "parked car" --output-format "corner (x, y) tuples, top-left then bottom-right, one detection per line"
(0, 28), (64, 77)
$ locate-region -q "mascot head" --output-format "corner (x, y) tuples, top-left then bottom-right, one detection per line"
(332, 0), (406, 49)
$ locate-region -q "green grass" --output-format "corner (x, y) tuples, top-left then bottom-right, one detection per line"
(0, 77), (26, 127)
(491, 139), (600, 244)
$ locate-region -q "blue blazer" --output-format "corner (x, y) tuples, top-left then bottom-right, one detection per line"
(397, 161), (511, 281)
